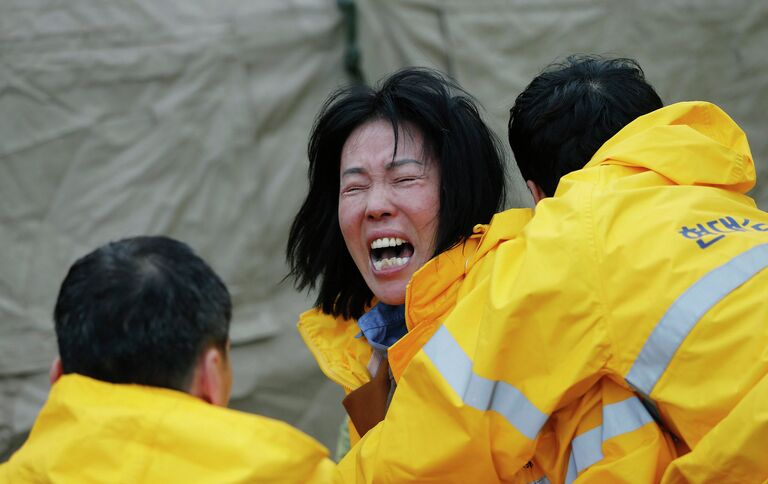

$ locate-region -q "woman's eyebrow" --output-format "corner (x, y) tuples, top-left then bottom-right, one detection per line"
(341, 166), (366, 178)
(385, 159), (424, 170)
(341, 159), (424, 178)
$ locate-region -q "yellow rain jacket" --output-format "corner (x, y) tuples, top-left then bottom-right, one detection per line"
(302, 211), (676, 481)
(339, 101), (768, 483)
(0, 374), (338, 483)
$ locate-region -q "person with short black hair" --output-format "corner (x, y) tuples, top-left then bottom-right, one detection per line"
(338, 55), (768, 482)
(509, 55), (663, 199)
(2, 236), (337, 483)
(53, 235), (232, 397)
(287, 67), (510, 457)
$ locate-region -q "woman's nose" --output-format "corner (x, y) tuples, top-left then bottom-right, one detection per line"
(365, 185), (396, 220)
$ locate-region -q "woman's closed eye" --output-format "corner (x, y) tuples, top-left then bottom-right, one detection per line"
(341, 184), (368, 195)
(394, 176), (419, 184)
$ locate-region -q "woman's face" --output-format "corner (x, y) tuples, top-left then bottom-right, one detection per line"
(338, 119), (440, 306)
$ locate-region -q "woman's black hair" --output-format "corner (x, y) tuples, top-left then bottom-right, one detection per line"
(287, 67), (506, 319)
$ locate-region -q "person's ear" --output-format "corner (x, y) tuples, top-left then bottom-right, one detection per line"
(189, 345), (232, 407)
(49, 357), (63, 385)
(526, 180), (548, 205)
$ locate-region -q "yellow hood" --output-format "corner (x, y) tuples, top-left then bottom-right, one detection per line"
(585, 101), (755, 193)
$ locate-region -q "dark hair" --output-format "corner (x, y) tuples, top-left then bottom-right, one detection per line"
(509, 55), (663, 196)
(54, 236), (231, 391)
(287, 67), (507, 320)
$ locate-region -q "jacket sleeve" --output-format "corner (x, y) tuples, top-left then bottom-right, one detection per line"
(661, 372), (768, 483)
(337, 275), (553, 482)
(338, 277), (675, 482)
(337, 325), (676, 483)
(337, 295), (546, 482)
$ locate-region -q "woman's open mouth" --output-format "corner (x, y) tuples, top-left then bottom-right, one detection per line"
(370, 237), (414, 271)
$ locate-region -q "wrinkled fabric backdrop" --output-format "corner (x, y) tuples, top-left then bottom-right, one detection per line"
(1, 0), (766, 459)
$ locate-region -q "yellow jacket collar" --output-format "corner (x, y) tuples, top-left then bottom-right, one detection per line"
(5, 374), (335, 482)
(405, 208), (533, 331)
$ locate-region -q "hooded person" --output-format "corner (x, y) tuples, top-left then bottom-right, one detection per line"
(1, 236), (338, 483)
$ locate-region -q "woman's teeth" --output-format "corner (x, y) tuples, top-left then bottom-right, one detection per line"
(370, 237), (413, 270)
(373, 256), (410, 271)
(370, 237), (406, 249)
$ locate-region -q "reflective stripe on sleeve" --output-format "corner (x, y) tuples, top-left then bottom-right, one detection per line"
(569, 426), (602, 478)
(565, 452), (578, 484)
(626, 243), (768, 397)
(602, 395), (654, 440)
(528, 477), (551, 484)
(422, 325), (548, 440)
(564, 396), (655, 483)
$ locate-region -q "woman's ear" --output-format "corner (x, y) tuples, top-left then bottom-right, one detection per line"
(526, 180), (548, 205)
(49, 357), (63, 385)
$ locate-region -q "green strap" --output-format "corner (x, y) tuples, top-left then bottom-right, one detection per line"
(337, 0), (364, 84)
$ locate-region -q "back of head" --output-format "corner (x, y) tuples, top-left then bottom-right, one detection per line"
(509, 55), (663, 196)
(288, 67), (507, 319)
(54, 236), (231, 391)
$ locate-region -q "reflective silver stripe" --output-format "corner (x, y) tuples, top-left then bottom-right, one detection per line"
(423, 325), (548, 440)
(570, 427), (603, 477)
(528, 477), (551, 484)
(627, 243), (768, 396)
(564, 396), (655, 481)
(564, 451), (578, 484)
(602, 397), (654, 440)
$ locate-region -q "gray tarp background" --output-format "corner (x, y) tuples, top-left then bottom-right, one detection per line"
(1, 0), (766, 459)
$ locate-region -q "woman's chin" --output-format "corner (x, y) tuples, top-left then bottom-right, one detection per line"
(370, 283), (407, 306)
(365, 258), (417, 306)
